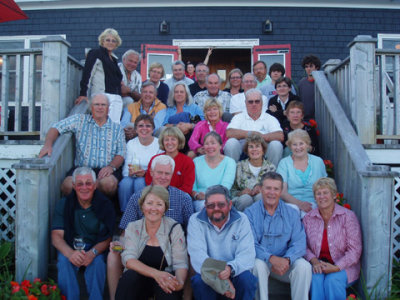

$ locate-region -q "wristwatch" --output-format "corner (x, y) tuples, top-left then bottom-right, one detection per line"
(109, 164), (117, 172)
(91, 248), (98, 256)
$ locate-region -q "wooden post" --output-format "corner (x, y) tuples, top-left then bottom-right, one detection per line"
(348, 35), (377, 144)
(40, 36), (71, 140)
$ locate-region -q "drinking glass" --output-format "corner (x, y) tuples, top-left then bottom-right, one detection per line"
(73, 237), (86, 251)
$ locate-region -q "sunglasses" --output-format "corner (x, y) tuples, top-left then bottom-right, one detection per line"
(104, 38), (117, 44)
(247, 100), (261, 105)
(205, 202), (227, 209)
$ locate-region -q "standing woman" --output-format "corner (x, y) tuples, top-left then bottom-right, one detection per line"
(303, 178), (362, 300)
(191, 132), (236, 211)
(116, 185), (188, 299)
(223, 68), (244, 96)
(76, 28), (123, 123)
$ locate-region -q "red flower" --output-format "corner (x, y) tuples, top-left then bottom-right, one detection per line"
(33, 278), (41, 284)
(347, 294), (357, 299)
(343, 203), (351, 210)
(10, 281), (19, 287)
(316, 129), (320, 136)
(28, 296), (38, 300)
(309, 119), (317, 128)
(41, 284), (50, 296)
(21, 279), (32, 288)
(61, 295), (66, 300)
(50, 285), (57, 291)
(323, 160), (333, 169)
(22, 286), (29, 296)
(11, 284), (20, 294)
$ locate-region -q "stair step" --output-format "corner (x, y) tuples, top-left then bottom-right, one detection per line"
(364, 144), (400, 165)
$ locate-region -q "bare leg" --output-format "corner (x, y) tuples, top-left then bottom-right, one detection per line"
(98, 175), (118, 198)
(61, 176), (73, 196)
(107, 251), (123, 300)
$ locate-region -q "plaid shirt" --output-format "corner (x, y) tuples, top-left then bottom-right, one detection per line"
(53, 114), (126, 168)
(194, 90), (231, 112)
(119, 186), (194, 230)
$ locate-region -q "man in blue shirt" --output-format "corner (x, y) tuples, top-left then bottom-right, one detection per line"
(245, 172), (311, 300)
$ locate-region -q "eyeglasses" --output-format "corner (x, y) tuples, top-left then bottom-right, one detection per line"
(104, 38), (117, 44)
(150, 70), (163, 74)
(230, 76), (242, 80)
(137, 124), (153, 128)
(75, 182), (95, 188)
(205, 202), (227, 209)
(247, 100), (261, 105)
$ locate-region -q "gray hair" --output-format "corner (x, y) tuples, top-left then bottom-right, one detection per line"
(72, 167), (96, 183)
(150, 155), (176, 172)
(167, 82), (193, 107)
(195, 62), (209, 73)
(172, 60), (185, 69)
(243, 73), (257, 84)
(98, 28), (122, 47)
(245, 88), (262, 101)
(90, 93), (110, 106)
(206, 73), (222, 85)
(122, 49), (140, 62)
(205, 185), (231, 203)
(141, 81), (158, 96)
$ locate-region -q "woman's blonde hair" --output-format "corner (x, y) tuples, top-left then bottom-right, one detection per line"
(286, 128), (311, 150)
(313, 177), (337, 198)
(203, 98), (223, 121)
(159, 126), (186, 150)
(98, 28), (122, 47)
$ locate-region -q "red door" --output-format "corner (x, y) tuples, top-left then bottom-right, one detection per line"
(140, 44), (179, 82)
(252, 44), (292, 77)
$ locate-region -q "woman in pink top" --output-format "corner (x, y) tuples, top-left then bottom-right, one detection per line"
(303, 177), (362, 300)
(188, 98), (228, 158)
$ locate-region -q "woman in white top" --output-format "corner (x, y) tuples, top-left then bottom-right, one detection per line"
(118, 114), (162, 211)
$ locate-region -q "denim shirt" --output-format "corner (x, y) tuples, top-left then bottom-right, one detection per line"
(244, 199), (306, 266)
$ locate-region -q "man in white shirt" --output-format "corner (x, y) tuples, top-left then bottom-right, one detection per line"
(119, 50), (142, 107)
(230, 73), (268, 115)
(224, 89), (283, 166)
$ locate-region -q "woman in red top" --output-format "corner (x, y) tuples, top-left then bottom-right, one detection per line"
(145, 127), (195, 195)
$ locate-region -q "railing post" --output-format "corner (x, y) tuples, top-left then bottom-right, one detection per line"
(40, 36), (71, 140)
(322, 59), (341, 88)
(348, 35), (377, 144)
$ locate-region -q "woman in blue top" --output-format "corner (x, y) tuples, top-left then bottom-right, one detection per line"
(277, 128), (326, 218)
(191, 132), (236, 212)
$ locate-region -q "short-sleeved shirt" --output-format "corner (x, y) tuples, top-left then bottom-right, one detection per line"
(52, 197), (104, 246)
(227, 111), (282, 134)
(53, 114), (126, 168)
(194, 90), (231, 112)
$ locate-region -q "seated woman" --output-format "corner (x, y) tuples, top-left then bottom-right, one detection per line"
(282, 101), (320, 157)
(118, 115), (162, 212)
(231, 133), (276, 211)
(277, 129), (327, 217)
(188, 98), (228, 158)
(116, 185), (188, 299)
(145, 127), (195, 195)
(267, 76), (300, 126)
(120, 81), (166, 137)
(303, 177), (362, 300)
(223, 68), (244, 96)
(192, 132), (236, 211)
(163, 82), (204, 152)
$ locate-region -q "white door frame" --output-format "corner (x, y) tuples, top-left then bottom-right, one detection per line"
(173, 38), (259, 49)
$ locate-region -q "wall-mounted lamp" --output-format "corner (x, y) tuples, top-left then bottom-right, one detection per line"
(262, 19), (273, 34)
(159, 20), (169, 34)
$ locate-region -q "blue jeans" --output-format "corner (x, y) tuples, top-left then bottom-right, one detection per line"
(118, 176), (146, 211)
(191, 271), (257, 300)
(57, 251), (106, 300)
(311, 270), (348, 300)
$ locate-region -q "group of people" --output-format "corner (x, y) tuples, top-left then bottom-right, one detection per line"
(38, 27), (363, 300)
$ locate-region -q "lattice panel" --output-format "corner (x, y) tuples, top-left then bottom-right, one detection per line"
(0, 168), (16, 241)
(393, 176), (400, 261)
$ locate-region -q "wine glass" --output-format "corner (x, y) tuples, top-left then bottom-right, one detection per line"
(73, 237), (86, 251)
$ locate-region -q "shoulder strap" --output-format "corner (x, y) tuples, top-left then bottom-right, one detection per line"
(168, 222), (179, 244)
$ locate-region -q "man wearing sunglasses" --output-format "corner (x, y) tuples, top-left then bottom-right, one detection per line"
(187, 185), (257, 300)
(224, 88), (283, 167)
(244, 172), (311, 300)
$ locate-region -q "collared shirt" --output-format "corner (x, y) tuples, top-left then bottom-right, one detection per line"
(303, 204), (362, 283)
(227, 111), (282, 134)
(53, 114), (126, 168)
(164, 76), (194, 90)
(119, 186), (194, 230)
(118, 62), (142, 93)
(229, 92), (268, 114)
(244, 199), (306, 265)
(194, 90), (231, 112)
(256, 75), (272, 88)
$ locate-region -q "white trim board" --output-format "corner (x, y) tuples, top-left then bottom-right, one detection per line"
(366, 148), (400, 165)
(173, 39), (259, 49)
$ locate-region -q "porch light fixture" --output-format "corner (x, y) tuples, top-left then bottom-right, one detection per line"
(262, 19), (273, 34)
(159, 20), (169, 34)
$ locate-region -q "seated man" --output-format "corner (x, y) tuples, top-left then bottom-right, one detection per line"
(244, 172), (311, 300)
(194, 73), (231, 114)
(224, 88), (283, 167)
(39, 94), (126, 197)
(107, 154), (194, 300)
(187, 185), (257, 300)
(51, 167), (115, 300)
(119, 49), (142, 107)
(229, 73), (268, 116)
